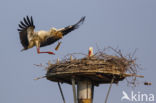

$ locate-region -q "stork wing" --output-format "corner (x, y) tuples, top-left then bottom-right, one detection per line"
(17, 16), (35, 50)
(60, 16), (86, 36)
(40, 37), (60, 47)
(40, 16), (86, 47)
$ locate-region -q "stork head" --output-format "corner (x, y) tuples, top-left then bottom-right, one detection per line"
(88, 47), (93, 57)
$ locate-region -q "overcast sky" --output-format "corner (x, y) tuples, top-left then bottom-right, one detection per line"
(0, 0), (155, 103)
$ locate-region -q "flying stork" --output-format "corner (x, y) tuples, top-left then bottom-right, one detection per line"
(18, 16), (85, 55)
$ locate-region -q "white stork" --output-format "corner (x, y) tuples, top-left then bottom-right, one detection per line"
(88, 47), (93, 57)
(18, 16), (85, 55)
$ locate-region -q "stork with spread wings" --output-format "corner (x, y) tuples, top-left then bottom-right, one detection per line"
(18, 16), (85, 55)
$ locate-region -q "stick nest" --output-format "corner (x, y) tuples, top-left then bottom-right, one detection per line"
(46, 47), (141, 86)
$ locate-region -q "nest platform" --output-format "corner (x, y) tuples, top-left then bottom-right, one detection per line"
(46, 50), (143, 86)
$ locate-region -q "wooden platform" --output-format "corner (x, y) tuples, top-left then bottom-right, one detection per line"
(46, 68), (143, 86)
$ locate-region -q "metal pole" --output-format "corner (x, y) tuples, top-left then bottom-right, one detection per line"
(57, 82), (66, 103)
(77, 80), (94, 103)
(104, 76), (114, 103)
(72, 78), (77, 103)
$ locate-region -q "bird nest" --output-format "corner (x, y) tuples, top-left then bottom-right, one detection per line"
(46, 47), (143, 86)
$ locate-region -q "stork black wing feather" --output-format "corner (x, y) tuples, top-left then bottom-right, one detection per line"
(30, 16), (34, 26)
(24, 17), (29, 25)
(27, 16), (32, 25)
(20, 21), (27, 27)
(19, 30), (29, 49)
(18, 29), (22, 31)
(61, 16), (85, 36)
(40, 38), (59, 47)
(18, 24), (25, 29)
(18, 16), (35, 50)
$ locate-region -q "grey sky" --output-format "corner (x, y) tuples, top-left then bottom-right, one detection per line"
(0, 0), (155, 103)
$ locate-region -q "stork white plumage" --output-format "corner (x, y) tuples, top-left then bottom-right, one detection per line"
(18, 16), (85, 55)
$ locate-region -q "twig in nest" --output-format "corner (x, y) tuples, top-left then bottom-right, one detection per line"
(34, 63), (44, 67)
(34, 76), (46, 80)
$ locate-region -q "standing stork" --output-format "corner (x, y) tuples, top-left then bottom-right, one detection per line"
(18, 16), (85, 55)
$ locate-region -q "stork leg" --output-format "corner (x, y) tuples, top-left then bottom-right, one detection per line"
(35, 40), (55, 55)
(37, 48), (55, 55)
